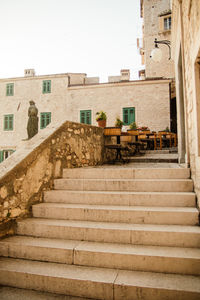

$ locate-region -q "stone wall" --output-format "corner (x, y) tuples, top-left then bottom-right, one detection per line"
(172, 0), (200, 206)
(0, 120), (104, 237)
(67, 79), (171, 132)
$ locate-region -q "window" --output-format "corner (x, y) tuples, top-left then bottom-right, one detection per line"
(4, 114), (14, 131)
(158, 14), (172, 32)
(164, 16), (171, 30)
(6, 83), (14, 96)
(80, 110), (92, 125)
(42, 80), (51, 93)
(40, 112), (51, 129)
(123, 107), (135, 125)
(0, 150), (14, 163)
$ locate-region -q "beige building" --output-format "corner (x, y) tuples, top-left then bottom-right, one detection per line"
(139, 0), (174, 79)
(138, 0), (176, 133)
(0, 69), (171, 162)
(172, 0), (200, 205)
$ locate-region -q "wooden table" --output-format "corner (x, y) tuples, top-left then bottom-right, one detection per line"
(138, 132), (156, 150)
(104, 132), (141, 161)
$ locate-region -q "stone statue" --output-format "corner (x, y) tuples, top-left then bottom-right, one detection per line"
(27, 101), (38, 139)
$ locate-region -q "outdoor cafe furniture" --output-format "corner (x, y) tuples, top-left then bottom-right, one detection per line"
(138, 131), (155, 150)
(104, 127), (130, 162)
(104, 127), (142, 161)
(154, 132), (177, 150)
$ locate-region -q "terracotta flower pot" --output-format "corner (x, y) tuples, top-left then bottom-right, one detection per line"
(97, 119), (106, 128)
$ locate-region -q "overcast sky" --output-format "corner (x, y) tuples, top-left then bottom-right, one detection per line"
(0, 0), (143, 82)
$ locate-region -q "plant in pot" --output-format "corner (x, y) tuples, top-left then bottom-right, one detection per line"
(138, 126), (150, 132)
(127, 122), (138, 137)
(115, 117), (123, 128)
(96, 111), (107, 128)
(129, 122), (138, 130)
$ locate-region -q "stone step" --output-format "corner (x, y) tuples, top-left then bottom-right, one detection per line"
(32, 203), (199, 225)
(54, 178), (194, 192)
(0, 287), (91, 300)
(44, 190), (196, 207)
(16, 218), (200, 248)
(128, 156), (178, 163)
(1, 236), (200, 276)
(0, 258), (199, 300)
(63, 167), (190, 179)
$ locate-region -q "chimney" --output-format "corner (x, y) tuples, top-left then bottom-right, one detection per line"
(24, 69), (35, 77)
(120, 69), (130, 81)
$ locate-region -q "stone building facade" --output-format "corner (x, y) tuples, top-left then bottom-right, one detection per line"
(171, 0), (200, 205)
(138, 0), (176, 133)
(0, 69), (171, 162)
(139, 0), (174, 79)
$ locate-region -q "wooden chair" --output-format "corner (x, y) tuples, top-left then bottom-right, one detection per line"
(126, 130), (143, 154)
(171, 133), (177, 147)
(138, 132), (154, 150)
(156, 132), (172, 150)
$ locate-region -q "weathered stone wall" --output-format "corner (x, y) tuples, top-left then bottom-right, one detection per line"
(172, 0), (200, 206)
(0, 120), (104, 237)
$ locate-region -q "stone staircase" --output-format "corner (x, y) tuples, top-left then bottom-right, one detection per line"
(0, 165), (200, 299)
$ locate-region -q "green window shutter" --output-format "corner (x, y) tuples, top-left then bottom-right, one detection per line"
(47, 81), (51, 92)
(86, 111), (91, 124)
(80, 110), (91, 125)
(6, 83), (14, 96)
(123, 109), (129, 125)
(4, 114), (13, 130)
(129, 108), (135, 124)
(40, 112), (51, 129)
(0, 151), (4, 163)
(6, 85), (9, 96)
(80, 111), (85, 124)
(4, 115), (8, 130)
(43, 80), (51, 93)
(123, 107), (135, 125)
(43, 81), (47, 93)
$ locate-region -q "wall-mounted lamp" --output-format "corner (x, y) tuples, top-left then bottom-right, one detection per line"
(150, 38), (171, 62)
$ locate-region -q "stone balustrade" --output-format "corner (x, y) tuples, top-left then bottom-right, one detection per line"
(0, 120), (104, 237)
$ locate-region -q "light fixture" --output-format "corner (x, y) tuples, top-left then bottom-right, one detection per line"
(150, 38), (171, 62)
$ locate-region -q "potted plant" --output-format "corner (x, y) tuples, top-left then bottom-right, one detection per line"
(104, 116), (122, 135)
(138, 126), (149, 131)
(115, 117), (123, 128)
(127, 122), (138, 135)
(129, 122), (138, 130)
(96, 111), (107, 128)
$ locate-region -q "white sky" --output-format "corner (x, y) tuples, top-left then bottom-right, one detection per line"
(0, 0), (143, 82)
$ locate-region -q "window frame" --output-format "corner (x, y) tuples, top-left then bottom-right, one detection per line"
(40, 112), (51, 129)
(4, 114), (14, 131)
(80, 110), (92, 125)
(6, 83), (14, 96)
(0, 149), (15, 163)
(158, 13), (172, 33)
(123, 107), (135, 126)
(164, 16), (171, 31)
(42, 80), (51, 94)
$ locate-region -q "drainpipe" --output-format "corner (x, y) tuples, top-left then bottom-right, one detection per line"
(178, 0), (190, 166)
